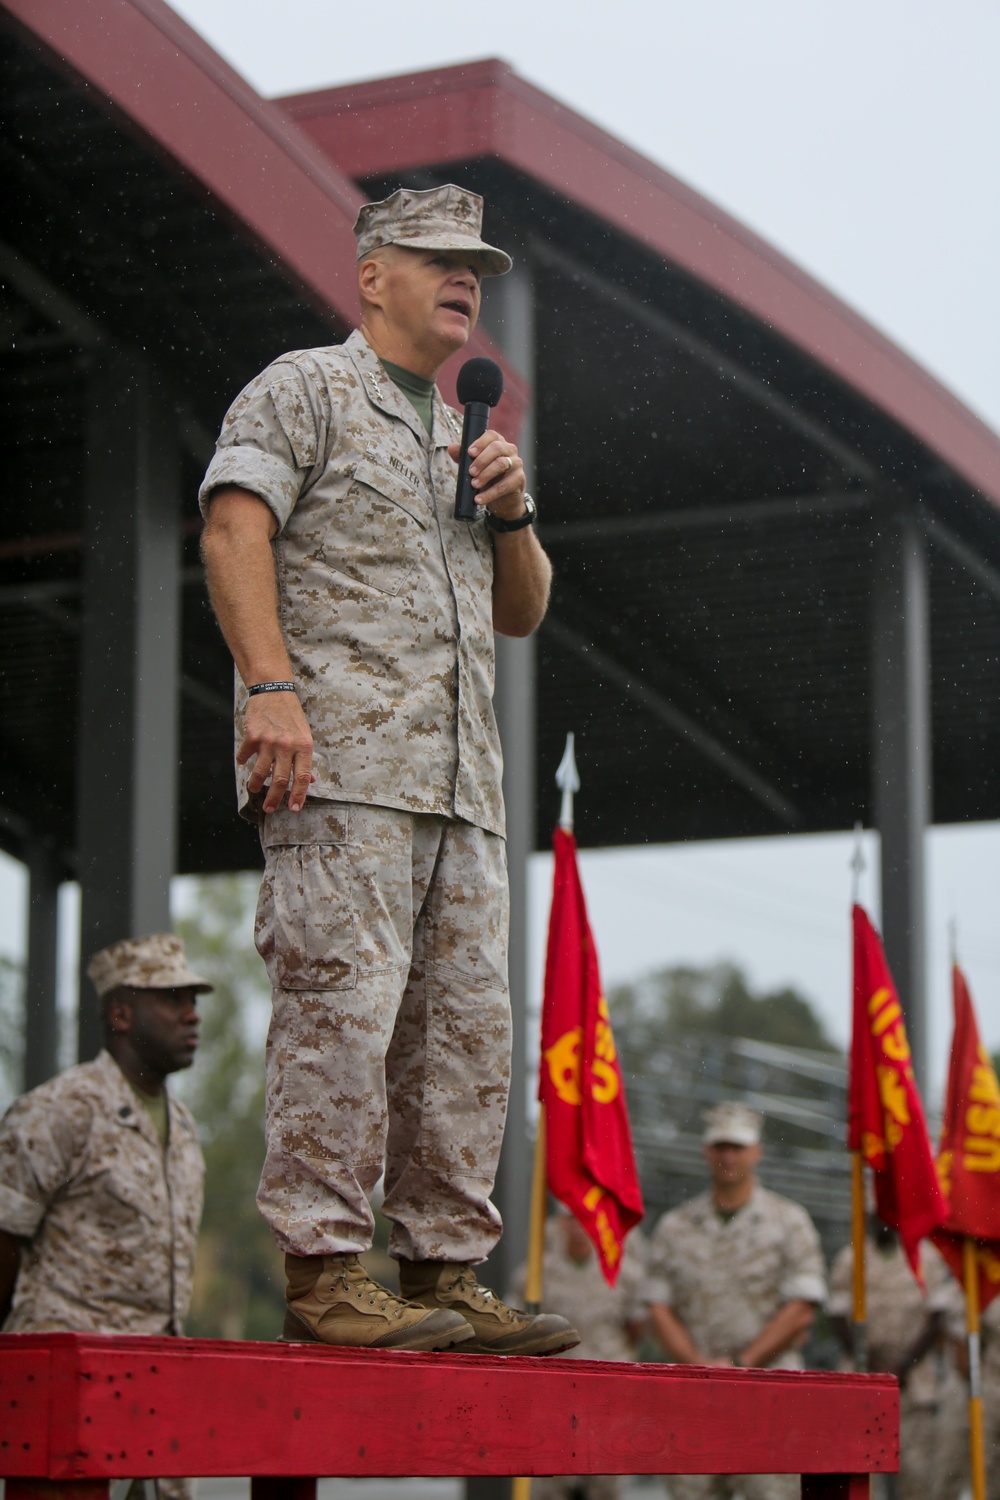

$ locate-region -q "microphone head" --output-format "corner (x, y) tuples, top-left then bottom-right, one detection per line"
(456, 357), (504, 409)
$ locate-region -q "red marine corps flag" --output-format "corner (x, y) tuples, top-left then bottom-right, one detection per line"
(849, 905), (947, 1276)
(930, 962), (1000, 1500)
(538, 823), (644, 1285)
(932, 965), (1000, 1308)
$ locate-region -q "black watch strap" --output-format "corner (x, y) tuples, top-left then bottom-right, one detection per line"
(486, 495), (537, 532)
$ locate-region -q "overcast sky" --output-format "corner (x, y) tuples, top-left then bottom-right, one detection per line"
(6, 0), (1000, 1102)
(172, 0), (1000, 433)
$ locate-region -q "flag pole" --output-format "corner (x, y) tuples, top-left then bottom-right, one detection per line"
(951, 928), (984, 1500)
(963, 1237), (987, 1500)
(950, 923), (983, 1499)
(526, 731), (580, 1310)
(849, 824), (868, 1371)
(850, 820), (864, 905)
(850, 1152), (868, 1372)
(513, 1126), (548, 1497)
(514, 736), (580, 1500)
(523, 1108), (547, 1315)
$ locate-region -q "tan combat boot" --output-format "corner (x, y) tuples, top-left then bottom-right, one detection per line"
(283, 1253), (474, 1350)
(398, 1260), (580, 1355)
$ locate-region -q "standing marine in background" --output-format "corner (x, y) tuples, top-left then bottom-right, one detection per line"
(0, 933), (207, 1500)
(645, 1102), (826, 1500)
(0, 933), (206, 1336)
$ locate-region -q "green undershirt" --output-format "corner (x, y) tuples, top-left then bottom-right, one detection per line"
(380, 358), (435, 436)
(130, 1081), (169, 1150)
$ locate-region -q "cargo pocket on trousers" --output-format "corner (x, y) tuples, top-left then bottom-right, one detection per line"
(256, 842), (357, 991)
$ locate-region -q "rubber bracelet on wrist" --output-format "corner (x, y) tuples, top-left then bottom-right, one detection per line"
(247, 680), (296, 696)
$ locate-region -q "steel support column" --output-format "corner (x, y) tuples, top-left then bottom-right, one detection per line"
(76, 350), (181, 1058)
(24, 836), (61, 1089)
(484, 256), (537, 1305)
(471, 250), (539, 1500)
(871, 512), (931, 1094)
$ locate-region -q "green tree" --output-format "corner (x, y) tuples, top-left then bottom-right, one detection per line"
(174, 875), (284, 1340)
(609, 960), (839, 1078)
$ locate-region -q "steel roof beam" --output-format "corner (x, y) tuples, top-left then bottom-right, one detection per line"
(530, 238), (877, 484)
(0, 567), (206, 602)
(0, 577), (231, 720)
(544, 489), (874, 546)
(542, 492), (1000, 604)
(0, 239), (103, 347)
(918, 507), (1000, 606)
(542, 613), (801, 826)
(545, 581), (810, 820)
(0, 241), (221, 468)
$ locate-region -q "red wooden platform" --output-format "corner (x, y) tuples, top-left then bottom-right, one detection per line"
(0, 1335), (897, 1500)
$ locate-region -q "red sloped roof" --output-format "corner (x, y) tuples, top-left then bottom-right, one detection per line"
(0, 4), (527, 434)
(280, 57), (1000, 509)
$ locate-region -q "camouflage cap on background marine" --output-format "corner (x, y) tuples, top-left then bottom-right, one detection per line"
(702, 1100), (763, 1148)
(353, 184), (512, 277)
(87, 933), (213, 999)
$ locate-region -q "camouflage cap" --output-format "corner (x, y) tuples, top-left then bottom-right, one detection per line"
(354, 184), (512, 277)
(702, 1101), (763, 1147)
(87, 933), (213, 999)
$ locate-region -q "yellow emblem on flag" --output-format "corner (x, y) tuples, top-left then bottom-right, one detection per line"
(543, 996), (621, 1108)
(545, 1026), (584, 1106)
(593, 996), (620, 1105)
(581, 1185), (622, 1267)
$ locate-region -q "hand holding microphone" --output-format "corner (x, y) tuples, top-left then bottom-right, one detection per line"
(453, 357), (515, 520)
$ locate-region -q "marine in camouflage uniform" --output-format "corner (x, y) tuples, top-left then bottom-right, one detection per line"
(0, 933), (208, 1500)
(199, 185), (575, 1355)
(509, 1212), (648, 1500)
(644, 1103), (826, 1500)
(981, 1290), (1000, 1500)
(828, 1230), (965, 1500)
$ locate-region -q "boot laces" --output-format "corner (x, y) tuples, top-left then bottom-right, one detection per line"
(453, 1266), (520, 1322)
(335, 1257), (408, 1319)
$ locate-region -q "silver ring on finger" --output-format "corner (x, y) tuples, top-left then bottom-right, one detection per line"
(504, 455), (514, 472)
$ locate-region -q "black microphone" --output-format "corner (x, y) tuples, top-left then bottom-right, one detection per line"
(454, 357), (505, 520)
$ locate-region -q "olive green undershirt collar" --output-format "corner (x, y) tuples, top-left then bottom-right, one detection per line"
(129, 1080), (169, 1150)
(379, 358), (435, 437)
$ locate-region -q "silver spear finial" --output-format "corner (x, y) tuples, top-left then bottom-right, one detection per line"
(555, 733), (580, 832)
(850, 820), (865, 905)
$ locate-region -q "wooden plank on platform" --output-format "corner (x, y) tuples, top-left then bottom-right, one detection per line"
(0, 1335), (898, 1482)
(0, 1344), (52, 1477)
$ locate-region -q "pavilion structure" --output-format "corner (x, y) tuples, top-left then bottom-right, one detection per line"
(0, 0), (521, 1067)
(4, 1), (1000, 1304)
